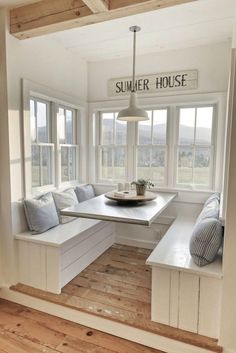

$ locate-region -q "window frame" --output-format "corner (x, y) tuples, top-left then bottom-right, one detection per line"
(134, 107), (169, 186)
(23, 79), (84, 198)
(97, 111), (128, 183)
(174, 103), (217, 190)
(58, 105), (79, 185)
(93, 98), (220, 193)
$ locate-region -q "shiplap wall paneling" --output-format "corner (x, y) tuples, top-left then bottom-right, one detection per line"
(61, 233), (115, 288)
(199, 276), (222, 338)
(18, 241), (30, 285)
(46, 246), (61, 293)
(169, 270), (179, 327)
(151, 267), (170, 324)
(178, 272), (199, 333)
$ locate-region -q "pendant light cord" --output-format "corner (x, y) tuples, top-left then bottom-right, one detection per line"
(132, 28), (136, 93)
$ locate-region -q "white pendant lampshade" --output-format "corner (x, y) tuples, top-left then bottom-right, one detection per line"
(117, 26), (148, 122)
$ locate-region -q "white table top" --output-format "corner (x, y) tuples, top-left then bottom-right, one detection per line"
(61, 192), (177, 226)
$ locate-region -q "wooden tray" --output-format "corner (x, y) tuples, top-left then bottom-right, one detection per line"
(105, 190), (157, 203)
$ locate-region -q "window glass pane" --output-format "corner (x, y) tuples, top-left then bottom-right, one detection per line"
(31, 145), (40, 187)
(138, 111), (152, 145)
(115, 118), (127, 145)
(194, 147), (211, 185)
(66, 109), (73, 144)
(37, 101), (48, 143)
(153, 110), (167, 145)
(177, 147), (193, 184)
(69, 147), (77, 181)
(42, 146), (52, 185)
(152, 147), (166, 183)
(114, 146), (126, 180)
(179, 108), (195, 145)
(101, 113), (114, 145)
(101, 147), (113, 180)
(137, 146), (151, 179)
(61, 146), (69, 182)
(59, 108), (66, 144)
(196, 107), (213, 145)
(30, 99), (36, 142)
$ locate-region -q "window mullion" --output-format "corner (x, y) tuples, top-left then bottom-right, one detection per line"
(39, 145), (43, 186)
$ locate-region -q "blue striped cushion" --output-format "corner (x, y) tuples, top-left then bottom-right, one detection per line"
(190, 218), (223, 267)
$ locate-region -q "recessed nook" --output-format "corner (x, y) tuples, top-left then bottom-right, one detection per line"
(0, 1), (236, 353)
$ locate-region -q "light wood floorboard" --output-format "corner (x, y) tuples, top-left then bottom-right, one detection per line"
(11, 244), (222, 353)
(0, 299), (164, 353)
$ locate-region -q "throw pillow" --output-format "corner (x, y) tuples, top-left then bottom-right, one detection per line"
(24, 192), (59, 234)
(190, 218), (223, 267)
(75, 184), (95, 202)
(52, 188), (79, 224)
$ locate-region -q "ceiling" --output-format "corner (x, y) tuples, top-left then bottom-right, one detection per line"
(0, 0), (38, 7)
(48, 0), (236, 61)
(1, 0), (236, 62)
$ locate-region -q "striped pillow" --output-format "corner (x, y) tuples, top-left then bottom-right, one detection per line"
(190, 218), (223, 267)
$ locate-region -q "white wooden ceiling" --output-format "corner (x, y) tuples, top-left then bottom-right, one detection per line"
(1, 0), (236, 61)
(48, 0), (236, 61)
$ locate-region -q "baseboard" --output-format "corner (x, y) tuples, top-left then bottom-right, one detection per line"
(115, 236), (157, 249)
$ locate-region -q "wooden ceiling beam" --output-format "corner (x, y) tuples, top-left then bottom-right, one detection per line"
(82, 0), (109, 13)
(10, 0), (196, 40)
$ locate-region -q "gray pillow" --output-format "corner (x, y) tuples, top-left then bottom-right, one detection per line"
(190, 218), (223, 267)
(52, 188), (78, 224)
(197, 198), (219, 223)
(24, 192), (59, 234)
(204, 192), (220, 207)
(75, 184), (95, 202)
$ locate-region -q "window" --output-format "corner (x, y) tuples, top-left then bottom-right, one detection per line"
(30, 98), (54, 187)
(58, 107), (78, 183)
(96, 103), (216, 190)
(29, 96), (80, 192)
(137, 109), (168, 185)
(177, 106), (214, 188)
(98, 112), (127, 181)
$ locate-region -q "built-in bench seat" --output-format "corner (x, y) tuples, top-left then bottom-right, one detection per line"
(146, 213), (223, 339)
(15, 218), (115, 294)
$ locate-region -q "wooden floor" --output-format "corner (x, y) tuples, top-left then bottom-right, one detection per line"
(0, 299), (165, 353)
(11, 244), (222, 353)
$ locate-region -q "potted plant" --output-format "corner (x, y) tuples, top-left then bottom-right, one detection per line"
(131, 179), (154, 196)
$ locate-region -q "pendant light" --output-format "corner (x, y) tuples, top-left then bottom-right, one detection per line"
(117, 26), (149, 122)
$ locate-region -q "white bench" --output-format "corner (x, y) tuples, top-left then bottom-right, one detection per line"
(15, 218), (115, 294)
(146, 214), (223, 339)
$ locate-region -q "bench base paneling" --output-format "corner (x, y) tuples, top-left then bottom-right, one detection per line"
(16, 221), (115, 294)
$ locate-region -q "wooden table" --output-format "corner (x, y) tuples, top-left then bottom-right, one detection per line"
(61, 192), (177, 226)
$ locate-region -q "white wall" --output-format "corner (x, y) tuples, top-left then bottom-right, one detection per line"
(220, 48), (236, 353)
(88, 42), (231, 102)
(0, 9), (12, 287)
(5, 25), (88, 284)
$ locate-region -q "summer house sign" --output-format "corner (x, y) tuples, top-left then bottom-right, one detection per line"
(108, 70), (198, 97)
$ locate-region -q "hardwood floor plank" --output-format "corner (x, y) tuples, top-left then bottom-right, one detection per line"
(62, 283), (150, 318)
(0, 300), (163, 353)
(0, 310), (65, 349)
(70, 275), (151, 303)
(10, 244), (222, 353)
(83, 264), (151, 288)
(0, 329), (61, 353)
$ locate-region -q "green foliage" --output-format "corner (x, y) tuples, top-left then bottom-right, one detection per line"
(131, 178), (154, 188)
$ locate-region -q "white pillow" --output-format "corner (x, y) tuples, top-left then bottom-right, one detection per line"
(52, 188), (79, 224)
(24, 193), (59, 234)
(75, 184), (95, 202)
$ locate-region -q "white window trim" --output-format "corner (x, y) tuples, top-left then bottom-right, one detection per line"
(89, 91), (227, 193)
(174, 103), (217, 191)
(22, 79), (86, 198)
